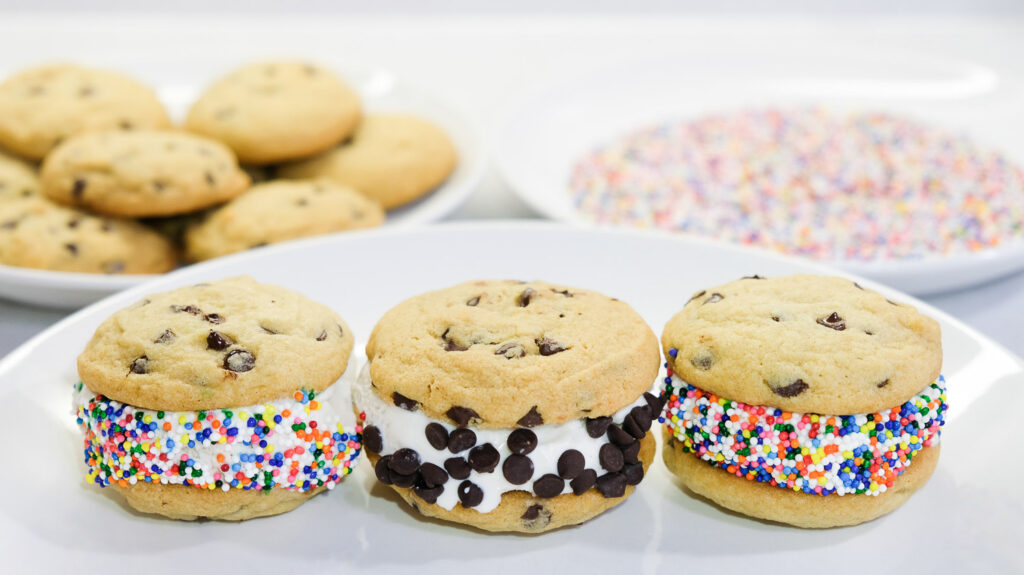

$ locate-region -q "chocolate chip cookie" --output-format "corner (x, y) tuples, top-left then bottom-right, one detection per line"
(40, 130), (250, 218)
(74, 276), (361, 520)
(356, 280), (662, 532)
(183, 179), (385, 262)
(0, 64), (171, 160)
(184, 61), (362, 164)
(0, 197), (177, 274)
(278, 114), (456, 209)
(659, 274), (946, 527)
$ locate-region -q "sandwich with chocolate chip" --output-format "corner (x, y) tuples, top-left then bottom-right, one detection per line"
(73, 276), (363, 520)
(354, 280), (663, 533)
(659, 274), (946, 527)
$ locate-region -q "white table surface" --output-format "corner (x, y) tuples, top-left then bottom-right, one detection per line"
(0, 13), (1022, 360)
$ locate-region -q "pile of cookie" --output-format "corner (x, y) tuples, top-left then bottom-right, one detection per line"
(0, 62), (456, 274)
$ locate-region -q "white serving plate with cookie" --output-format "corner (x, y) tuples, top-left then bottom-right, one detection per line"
(0, 62), (484, 310)
(0, 222), (1020, 573)
(496, 43), (1024, 296)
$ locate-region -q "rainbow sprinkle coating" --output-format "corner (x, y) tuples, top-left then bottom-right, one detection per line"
(570, 108), (1024, 261)
(74, 381), (362, 492)
(658, 359), (946, 496)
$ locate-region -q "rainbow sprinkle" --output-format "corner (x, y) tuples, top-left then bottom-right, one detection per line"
(659, 360), (946, 496)
(74, 382), (362, 492)
(570, 108), (1024, 261)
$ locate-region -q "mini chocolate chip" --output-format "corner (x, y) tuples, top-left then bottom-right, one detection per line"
(419, 462), (449, 487)
(622, 463), (644, 486)
(392, 392), (419, 411)
(389, 448), (421, 475)
(551, 288), (573, 297)
(374, 455), (393, 484)
(295, 198), (309, 207)
(447, 428), (477, 453)
(261, 326), (279, 335)
(64, 243), (78, 255)
(507, 428), (538, 455)
(316, 330), (328, 341)
(103, 260), (124, 274)
(557, 450), (585, 479)
(171, 304), (202, 315)
(596, 472), (627, 498)
(817, 312), (846, 331)
(457, 480), (484, 508)
(607, 424), (636, 447)
(129, 355), (148, 374)
(599, 443), (624, 472)
(533, 474), (565, 498)
(536, 337), (567, 356)
(886, 299), (900, 306)
(391, 471), (417, 489)
(0, 220), (16, 230)
(205, 171), (216, 186)
(854, 282), (865, 290)
(516, 406), (543, 427)
(152, 180), (167, 192)
(585, 416), (612, 438)
(621, 441), (641, 464)
(495, 342), (526, 359)
(444, 457), (471, 480)
(223, 349), (255, 372)
(466, 296), (480, 306)
(570, 469), (597, 495)
(446, 406), (480, 427)
(413, 484), (444, 504)
(362, 425), (383, 454)
(118, 119), (133, 130)
(742, 274), (765, 280)
(690, 351), (715, 371)
(468, 443), (499, 473)
(442, 328), (468, 352)
(622, 414), (645, 439)
(877, 379), (891, 388)
(502, 454), (534, 484)
(865, 330), (875, 336)
(154, 329), (176, 344)
(425, 423), (449, 450)
(703, 293), (724, 305)
(72, 178), (87, 199)
(207, 331), (234, 351)
(687, 290), (706, 303)
(771, 315), (781, 322)
(67, 217), (81, 229)
(516, 287), (536, 307)
(771, 379), (809, 398)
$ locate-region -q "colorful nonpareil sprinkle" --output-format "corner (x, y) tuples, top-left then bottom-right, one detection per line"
(74, 382), (362, 492)
(570, 108), (1024, 261)
(658, 360), (946, 496)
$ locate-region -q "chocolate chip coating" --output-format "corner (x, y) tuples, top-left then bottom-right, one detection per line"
(392, 391), (418, 411)
(599, 443), (624, 472)
(533, 474), (565, 498)
(607, 424), (636, 447)
(391, 471), (417, 489)
(570, 469), (598, 495)
(448, 428), (477, 453)
(585, 416), (612, 438)
(468, 443), (500, 473)
(621, 441), (641, 464)
(413, 484), (444, 504)
(424, 422), (449, 450)
(419, 462), (449, 487)
(622, 462), (644, 486)
(507, 428), (538, 455)
(457, 480), (483, 508)
(557, 449), (585, 479)
(446, 405), (480, 427)
(388, 448), (421, 475)
(374, 455), (393, 484)
(502, 454), (534, 485)
(362, 425), (383, 454)
(596, 472), (627, 498)
(444, 457), (471, 480)
(516, 405), (544, 427)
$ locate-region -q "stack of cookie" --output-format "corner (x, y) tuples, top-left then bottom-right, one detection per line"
(0, 61), (458, 275)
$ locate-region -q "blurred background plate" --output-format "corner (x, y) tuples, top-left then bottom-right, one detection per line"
(0, 221), (1020, 572)
(495, 43), (1024, 295)
(0, 63), (484, 309)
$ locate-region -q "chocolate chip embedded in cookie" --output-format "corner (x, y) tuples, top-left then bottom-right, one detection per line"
(279, 114), (457, 210)
(40, 130), (250, 218)
(354, 280), (661, 533)
(0, 197), (177, 274)
(0, 150), (40, 203)
(0, 64), (171, 160)
(658, 274), (946, 528)
(183, 179), (384, 262)
(184, 61), (362, 165)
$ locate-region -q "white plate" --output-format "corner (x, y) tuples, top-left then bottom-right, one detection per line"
(0, 222), (1020, 573)
(495, 44), (1024, 296)
(0, 63), (484, 309)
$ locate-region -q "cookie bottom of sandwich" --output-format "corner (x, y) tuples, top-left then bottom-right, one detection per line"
(662, 427), (940, 528)
(116, 482), (326, 521)
(370, 433), (655, 533)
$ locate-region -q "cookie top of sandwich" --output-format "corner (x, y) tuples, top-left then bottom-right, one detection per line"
(662, 274), (942, 414)
(365, 280), (660, 429)
(77, 276), (353, 411)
